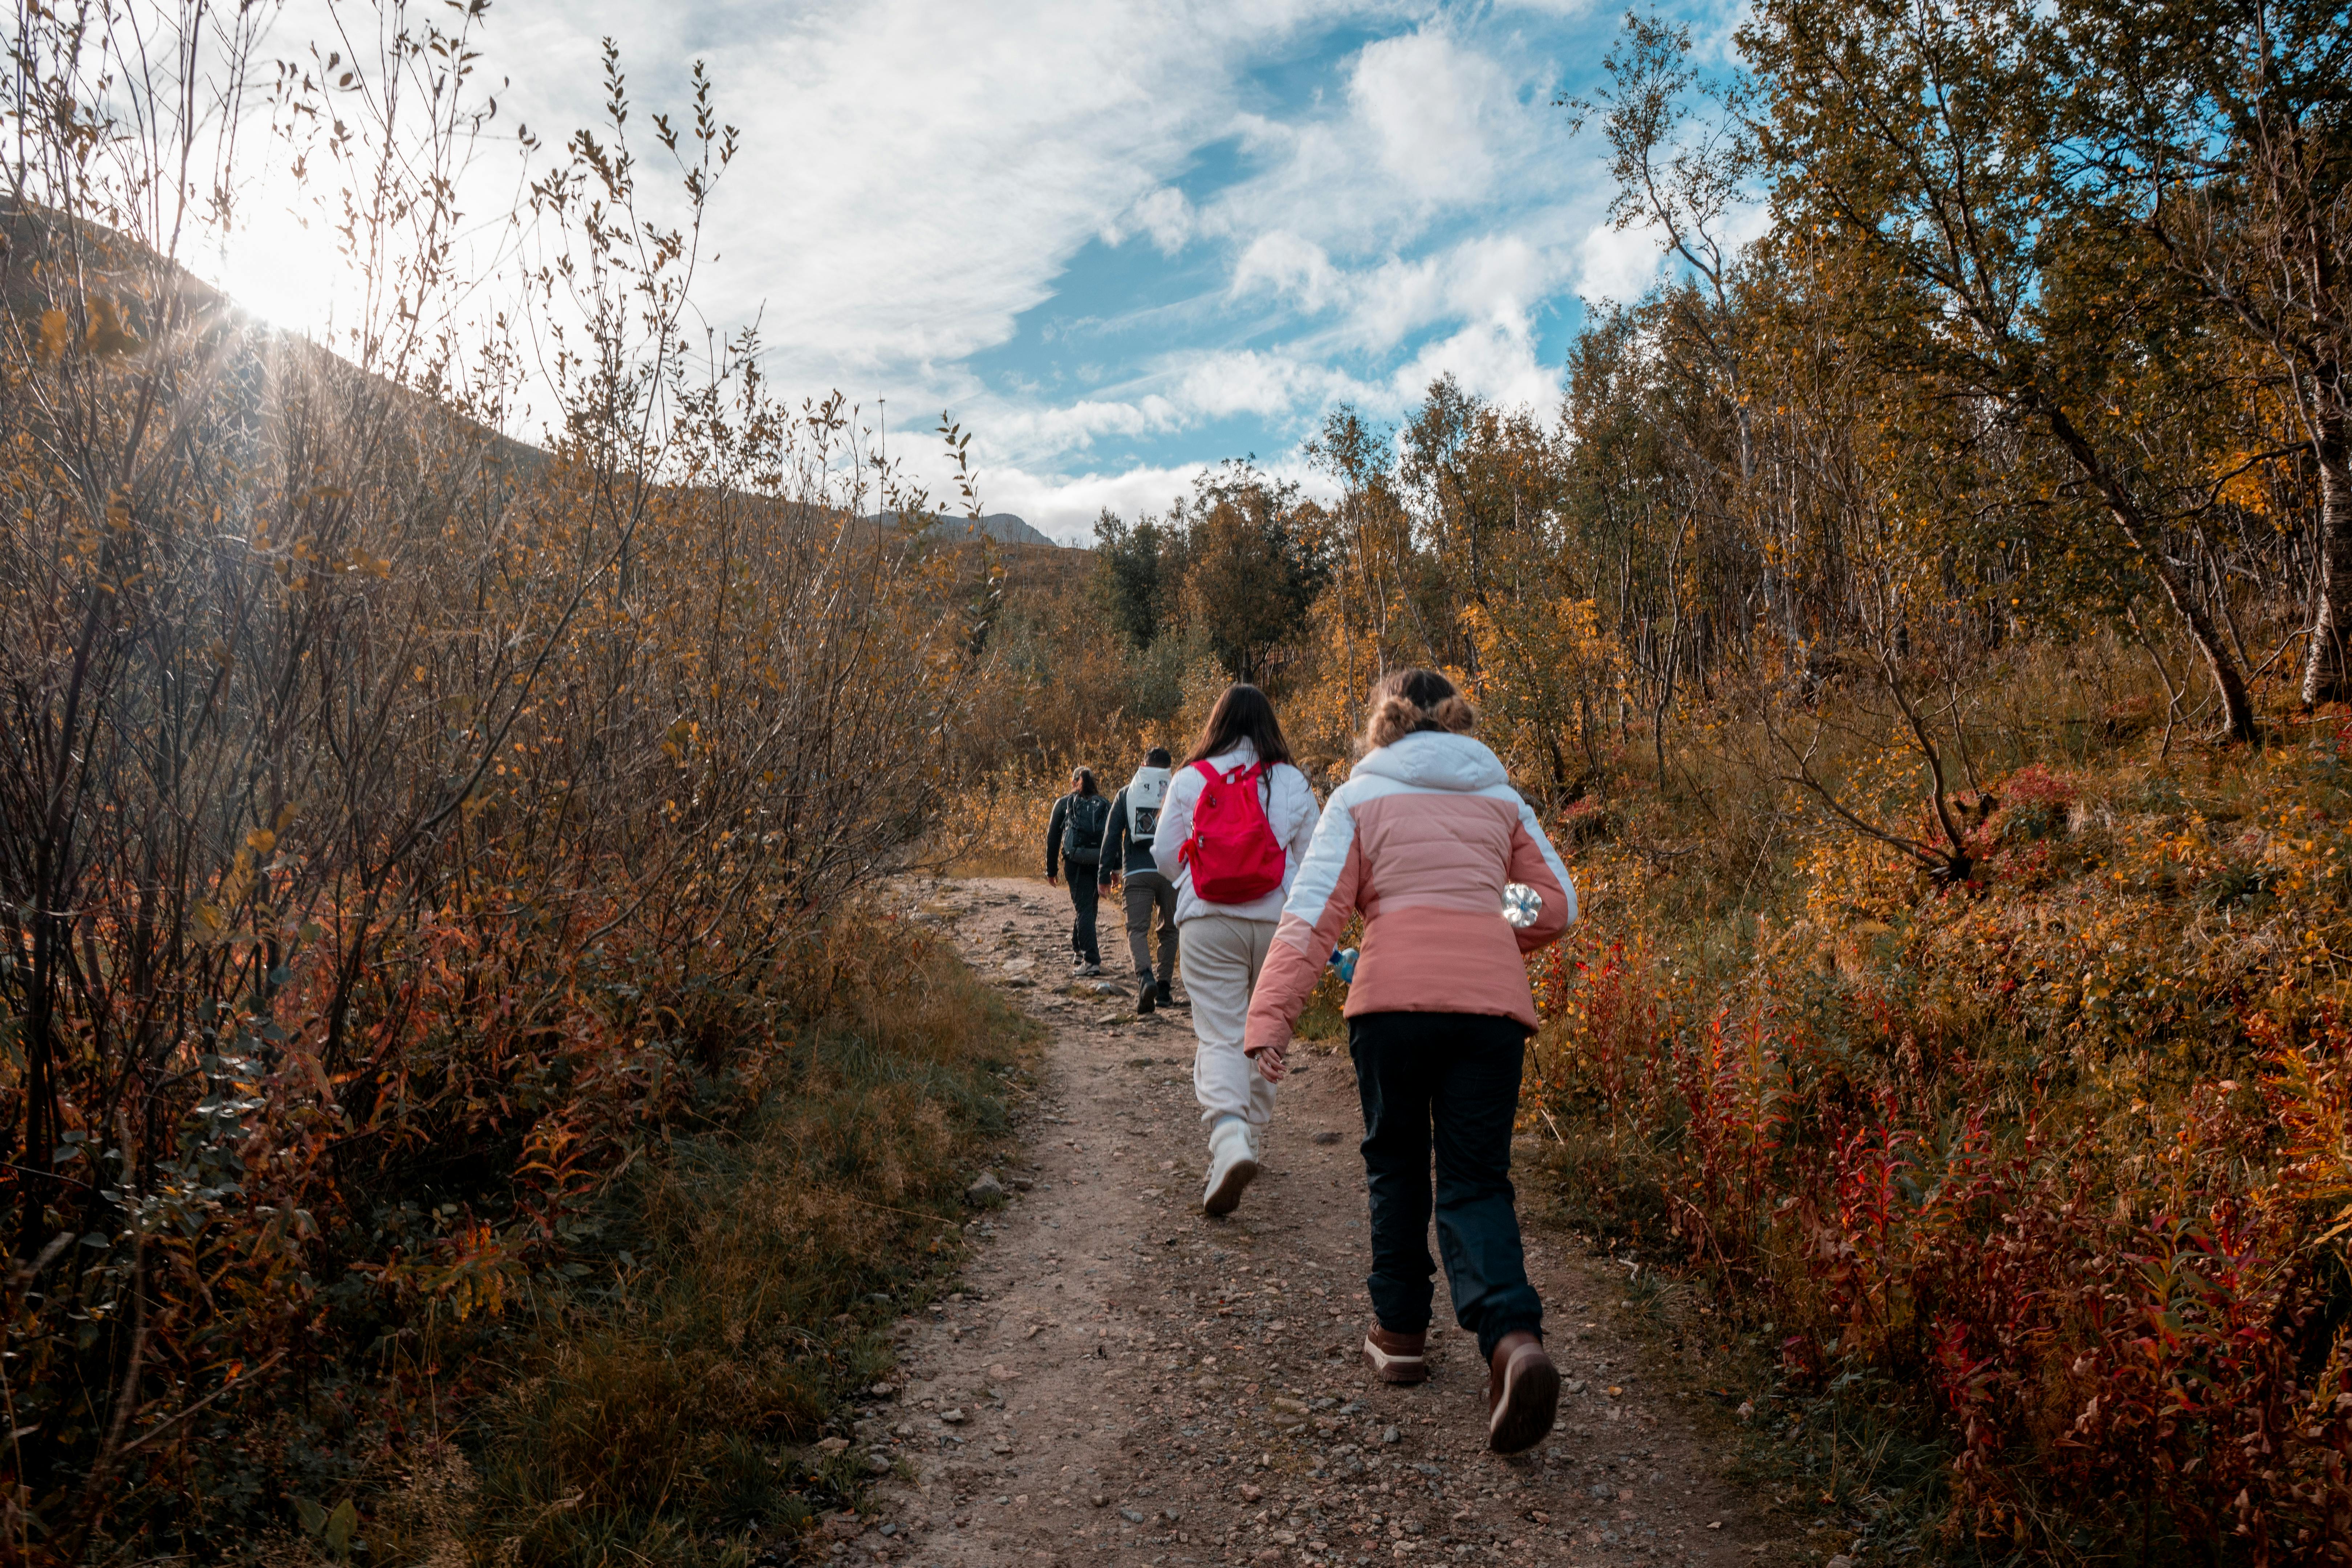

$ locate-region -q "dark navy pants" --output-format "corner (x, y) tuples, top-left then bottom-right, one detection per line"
(1350, 1010), (1544, 1361)
(1063, 872), (1100, 964)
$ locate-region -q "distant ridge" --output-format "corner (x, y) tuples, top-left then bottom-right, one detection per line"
(872, 511), (1065, 548)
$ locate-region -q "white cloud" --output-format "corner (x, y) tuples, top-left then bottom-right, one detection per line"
(1329, 230), (1564, 351)
(1347, 29), (1508, 203)
(988, 454), (1344, 543)
(1110, 186), (1198, 254)
(1385, 318), (1562, 411)
(1199, 21), (1570, 261)
(984, 395), (1184, 454)
(984, 462), (1214, 543)
(1575, 218), (1667, 305)
(1230, 231), (1341, 311)
(357, 0), (1381, 390)
(1173, 349), (1351, 418)
(214, 0), (1710, 538)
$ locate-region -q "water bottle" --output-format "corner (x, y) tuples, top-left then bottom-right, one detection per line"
(1502, 882), (1541, 929)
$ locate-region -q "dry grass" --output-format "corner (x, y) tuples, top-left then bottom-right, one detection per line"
(1518, 638), (2352, 1563)
(444, 912), (1041, 1566)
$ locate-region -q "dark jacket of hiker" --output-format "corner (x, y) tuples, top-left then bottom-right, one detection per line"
(1096, 785), (1167, 882)
(1045, 789), (1112, 880)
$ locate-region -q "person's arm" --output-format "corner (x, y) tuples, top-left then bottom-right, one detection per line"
(1098, 789), (1129, 886)
(1243, 791), (1364, 1077)
(1277, 764), (1320, 866)
(1151, 768), (1197, 882)
(1506, 797), (1577, 950)
(1045, 795), (1067, 882)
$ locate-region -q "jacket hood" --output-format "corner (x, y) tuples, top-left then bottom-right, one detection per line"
(1351, 730), (1509, 792)
(1202, 738), (1260, 767)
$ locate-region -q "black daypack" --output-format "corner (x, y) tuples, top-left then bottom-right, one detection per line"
(1062, 793), (1111, 864)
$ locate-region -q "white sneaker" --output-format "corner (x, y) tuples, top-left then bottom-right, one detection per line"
(1201, 1118), (1259, 1216)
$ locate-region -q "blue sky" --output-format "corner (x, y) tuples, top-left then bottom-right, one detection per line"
(224, 0), (1739, 541)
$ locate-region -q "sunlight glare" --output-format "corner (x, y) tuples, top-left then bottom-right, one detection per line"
(202, 196), (352, 341)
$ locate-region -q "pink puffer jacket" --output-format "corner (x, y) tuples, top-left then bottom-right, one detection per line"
(1242, 731), (1576, 1053)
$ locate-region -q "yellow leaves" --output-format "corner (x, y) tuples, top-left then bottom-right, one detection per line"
(85, 295), (143, 357)
(218, 847), (257, 914)
(2216, 455), (2274, 517)
(191, 820), (298, 947)
(36, 294), (146, 364)
(37, 309), (71, 363)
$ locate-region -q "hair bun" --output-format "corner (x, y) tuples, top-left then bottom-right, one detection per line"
(1358, 667), (1474, 752)
(1430, 694), (1476, 733)
(1365, 691), (1475, 749)
(1365, 694), (1421, 750)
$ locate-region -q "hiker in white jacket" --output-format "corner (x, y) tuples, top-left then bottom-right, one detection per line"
(1152, 684), (1320, 1214)
(1096, 746), (1179, 1013)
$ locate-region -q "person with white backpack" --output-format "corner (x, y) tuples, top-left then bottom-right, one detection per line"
(1095, 746), (1180, 1014)
(1150, 685), (1320, 1215)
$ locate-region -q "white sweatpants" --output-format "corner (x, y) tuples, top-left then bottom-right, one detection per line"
(1180, 913), (1279, 1129)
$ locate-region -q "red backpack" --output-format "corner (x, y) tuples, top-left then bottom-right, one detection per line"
(1177, 759), (1286, 903)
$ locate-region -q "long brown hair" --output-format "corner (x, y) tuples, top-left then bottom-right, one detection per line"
(1362, 668), (1476, 751)
(1185, 683), (1294, 768)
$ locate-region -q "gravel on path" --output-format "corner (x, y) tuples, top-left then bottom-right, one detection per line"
(821, 877), (1767, 1568)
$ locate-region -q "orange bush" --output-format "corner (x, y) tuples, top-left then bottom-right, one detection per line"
(1526, 740), (2352, 1560)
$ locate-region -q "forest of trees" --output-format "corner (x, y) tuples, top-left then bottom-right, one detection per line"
(962, 0), (2352, 1559)
(1032, 0), (2349, 818)
(4, 0), (2349, 1562)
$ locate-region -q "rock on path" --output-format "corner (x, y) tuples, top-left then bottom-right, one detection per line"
(829, 877), (1765, 1567)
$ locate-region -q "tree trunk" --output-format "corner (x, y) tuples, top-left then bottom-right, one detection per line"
(2299, 402), (2352, 707)
(2044, 403), (2259, 743)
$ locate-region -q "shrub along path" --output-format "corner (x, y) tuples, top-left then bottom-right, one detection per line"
(829, 877), (1767, 1568)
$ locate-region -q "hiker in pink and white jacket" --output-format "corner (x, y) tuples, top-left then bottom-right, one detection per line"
(1242, 667), (1577, 1457)
(1151, 683), (1320, 1218)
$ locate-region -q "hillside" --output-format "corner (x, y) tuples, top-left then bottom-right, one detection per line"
(871, 510), (1067, 548)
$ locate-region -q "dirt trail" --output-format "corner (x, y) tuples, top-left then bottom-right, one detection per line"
(834, 876), (1766, 1568)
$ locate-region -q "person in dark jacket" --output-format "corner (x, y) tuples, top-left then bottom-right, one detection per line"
(1097, 746), (1179, 1013)
(1044, 767), (1109, 974)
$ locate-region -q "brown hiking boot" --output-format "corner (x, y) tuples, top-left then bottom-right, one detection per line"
(1362, 1325), (1428, 1385)
(1485, 1331), (1559, 1455)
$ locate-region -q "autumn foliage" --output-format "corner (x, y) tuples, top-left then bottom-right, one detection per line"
(957, 0), (2352, 1557)
(8, 0), (2352, 1560)
(1, 5), (1015, 1561)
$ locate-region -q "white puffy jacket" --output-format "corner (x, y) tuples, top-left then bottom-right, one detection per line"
(1150, 738), (1321, 925)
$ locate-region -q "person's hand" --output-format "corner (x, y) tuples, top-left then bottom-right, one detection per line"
(1101, 872), (1122, 891)
(1248, 1043), (1289, 1084)
(1046, 873), (1060, 887)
